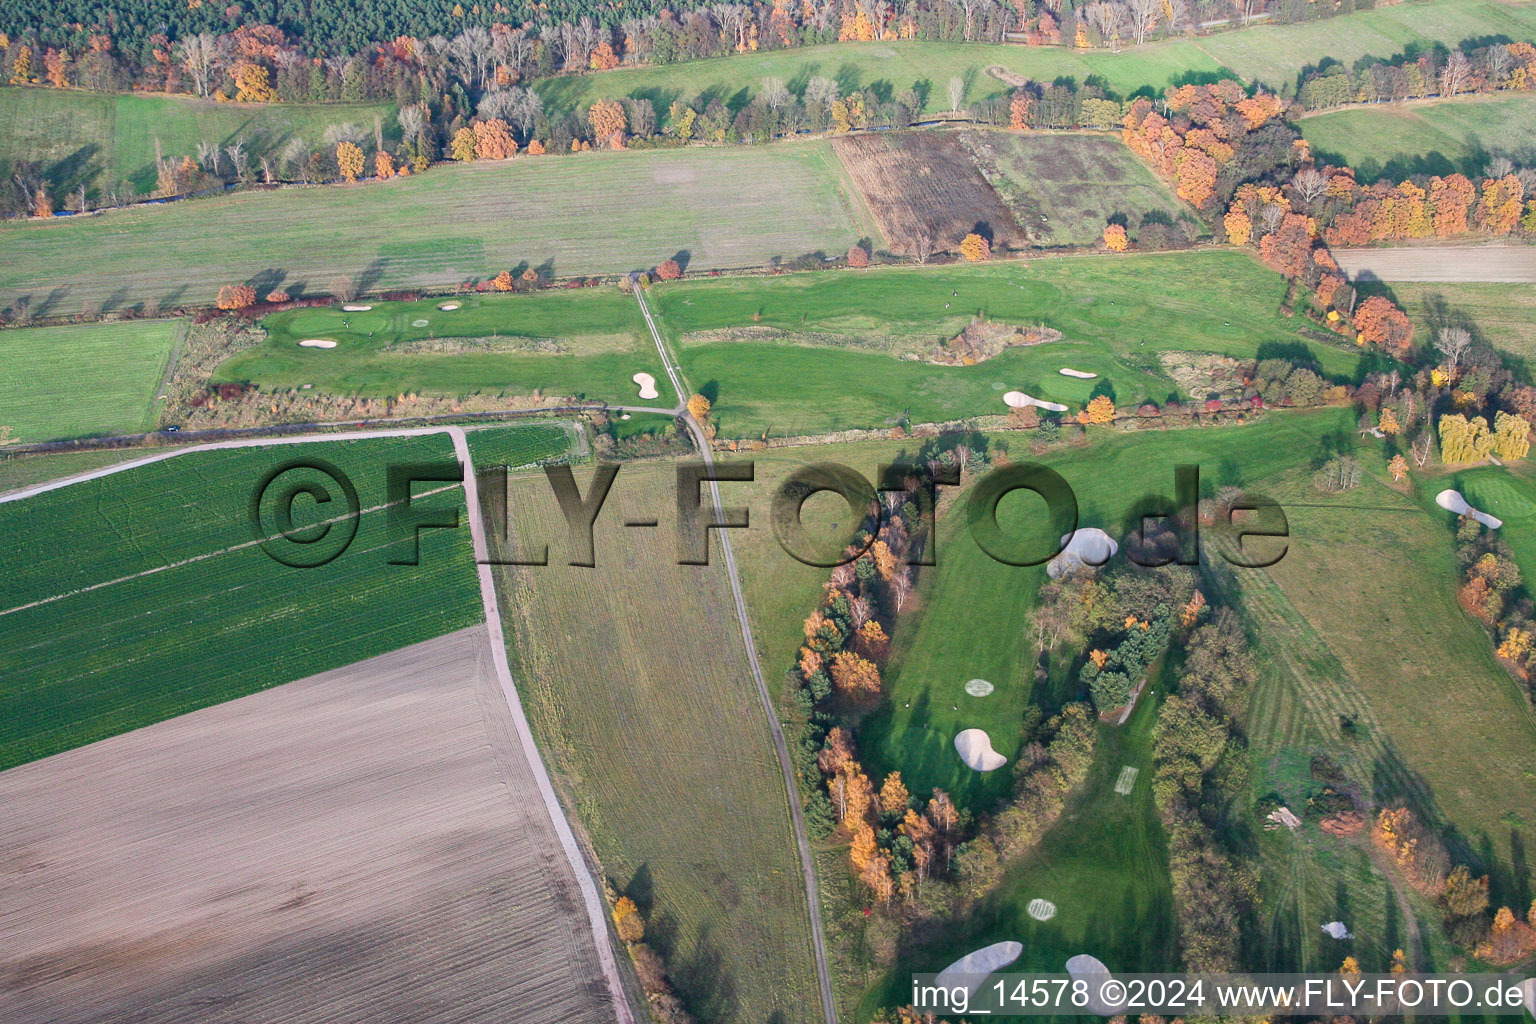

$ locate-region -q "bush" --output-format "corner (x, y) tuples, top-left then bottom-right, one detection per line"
(655, 258), (682, 280)
(847, 245), (869, 268)
(215, 284), (255, 310)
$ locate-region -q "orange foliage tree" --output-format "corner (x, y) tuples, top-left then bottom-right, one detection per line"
(374, 151), (396, 179)
(473, 118), (517, 160)
(1079, 395), (1115, 424)
(830, 651), (882, 695)
(1353, 296), (1415, 355)
(588, 99), (627, 147)
(335, 141), (364, 183)
(1102, 224), (1128, 251)
(959, 233), (991, 261)
(655, 258), (682, 280)
(216, 284), (256, 309)
(847, 244), (870, 267)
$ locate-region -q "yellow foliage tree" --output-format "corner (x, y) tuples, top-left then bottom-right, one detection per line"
(612, 896), (645, 942)
(1081, 395), (1115, 424)
(374, 150), (396, 179)
(1492, 410), (1530, 459)
(335, 141), (364, 183)
(588, 99), (627, 146)
(232, 62), (277, 102)
(959, 233), (991, 261)
(878, 772), (909, 815)
(1388, 454), (1409, 482)
(449, 127), (477, 161)
(687, 393), (710, 422)
(491, 270), (514, 291)
(1379, 407), (1399, 434)
(1103, 224), (1129, 251)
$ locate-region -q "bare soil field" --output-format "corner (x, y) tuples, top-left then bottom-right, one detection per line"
(833, 132), (1024, 255)
(1334, 245), (1536, 283)
(0, 626), (617, 1024)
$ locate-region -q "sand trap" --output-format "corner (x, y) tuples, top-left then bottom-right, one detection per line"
(438, 302), (461, 311)
(1113, 766), (1139, 795)
(935, 941), (1024, 995)
(1047, 528), (1118, 579)
(1066, 954), (1117, 1014)
(341, 304), (372, 311)
(412, 318), (429, 327)
(1059, 367), (1098, 379)
(298, 339), (337, 349)
(955, 729), (1007, 772)
(1436, 489), (1503, 529)
(1003, 390), (1069, 412)
(1321, 921), (1354, 940)
(1520, 977), (1534, 1019)
(1027, 898), (1057, 921)
(965, 678), (995, 697)
(632, 372), (659, 400)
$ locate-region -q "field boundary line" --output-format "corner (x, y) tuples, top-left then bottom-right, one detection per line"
(0, 424), (637, 1024)
(634, 288), (840, 1024)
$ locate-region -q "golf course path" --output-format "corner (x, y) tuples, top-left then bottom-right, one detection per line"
(0, 425), (637, 1024)
(634, 288), (840, 1024)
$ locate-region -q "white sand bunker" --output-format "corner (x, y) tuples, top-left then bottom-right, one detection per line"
(935, 941), (1024, 995)
(412, 318), (429, 327)
(955, 729), (1007, 772)
(298, 339), (337, 349)
(1047, 528), (1118, 579)
(965, 678), (994, 697)
(1060, 368), (1098, 379)
(1066, 954), (1117, 1015)
(1322, 921), (1354, 940)
(437, 302), (461, 311)
(1114, 766), (1139, 795)
(1003, 390), (1069, 412)
(341, 304), (371, 311)
(633, 372), (659, 400)
(1027, 898), (1057, 921)
(1519, 977), (1534, 1019)
(1437, 489), (1503, 529)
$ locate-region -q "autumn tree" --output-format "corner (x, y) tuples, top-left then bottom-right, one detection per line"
(959, 233), (991, 261)
(1492, 410), (1530, 459)
(1102, 223), (1128, 251)
(31, 186), (52, 219)
(473, 117), (517, 160)
(216, 283), (256, 309)
(847, 244), (870, 268)
(588, 99), (627, 147)
(336, 141), (364, 183)
(492, 270), (514, 291)
(1080, 395), (1115, 424)
(687, 393), (710, 422)
(879, 772), (910, 815)
(613, 896), (646, 943)
(857, 620), (890, 662)
(232, 62), (276, 102)
(830, 651), (882, 695)
(655, 258), (682, 280)
(1388, 454), (1409, 482)
(1353, 296), (1414, 355)
(374, 150), (396, 179)
(449, 127), (477, 161)
(1009, 90), (1032, 130)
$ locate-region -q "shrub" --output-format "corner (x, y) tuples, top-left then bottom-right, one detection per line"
(215, 284), (255, 310)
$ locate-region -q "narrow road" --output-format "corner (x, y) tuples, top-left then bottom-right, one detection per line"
(633, 289), (840, 1024)
(1, 425), (637, 1024)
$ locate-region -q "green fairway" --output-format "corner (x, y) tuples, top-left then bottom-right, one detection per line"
(217, 290), (674, 407)
(0, 140), (872, 313)
(857, 693), (1177, 1019)
(0, 436), (482, 769)
(1301, 94), (1536, 180)
(651, 251), (1365, 437)
(0, 319), (182, 441)
(0, 87), (394, 198)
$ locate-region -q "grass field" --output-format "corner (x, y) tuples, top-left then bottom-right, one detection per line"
(0, 319), (182, 441)
(0, 88), (394, 199)
(966, 130), (1199, 246)
(492, 461), (820, 1023)
(1355, 278), (1536, 367)
(1301, 94), (1536, 181)
(533, 0), (1536, 124)
(649, 251), (1367, 437)
(0, 141), (874, 313)
(216, 291), (673, 407)
(0, 436), (482, 769)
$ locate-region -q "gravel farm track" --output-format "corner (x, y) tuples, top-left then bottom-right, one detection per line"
(1333, 244), (1536, 283)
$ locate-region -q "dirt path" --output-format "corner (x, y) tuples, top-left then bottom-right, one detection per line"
(1334, 245), (1536, 283)
(633, 289), (840, 1024)
(0, 424), (637, 1024)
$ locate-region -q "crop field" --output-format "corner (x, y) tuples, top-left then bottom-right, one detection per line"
(464, 420), (584, 467)
(0, 627), (615, 1024)
(0, 319), (182, 442)
(960, 130), (1199, 246)
(0, 447), (171, 495)
(217, 291), (672, 408)
(0, 435), (481, 770)
(1301, 94), (1536, 181)
(649, 251), (1365, 437)
(833, 132), (1025, 255)
(492, 462), (820, 1024)
(531, 0), (1534, 125)
(1355, 279), (1536, 365)
(0, 87), (395, 198)
(0, 142), (874, 313)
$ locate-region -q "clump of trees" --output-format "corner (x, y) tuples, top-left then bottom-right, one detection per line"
(603, 883), (698, 1024)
